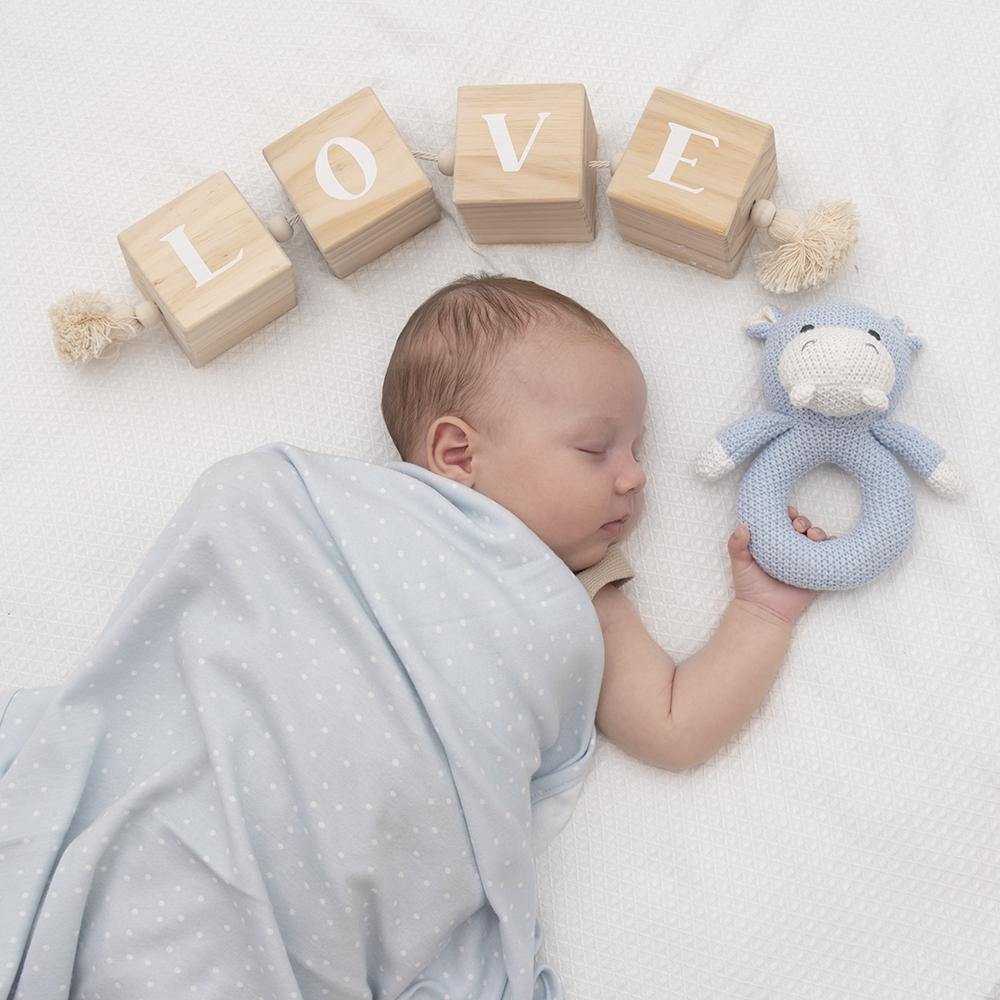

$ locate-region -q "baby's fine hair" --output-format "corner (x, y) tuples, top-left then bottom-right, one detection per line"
(381, 271), (628, 465)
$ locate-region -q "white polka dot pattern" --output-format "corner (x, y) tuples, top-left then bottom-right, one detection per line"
(0, 442), (605, 1000)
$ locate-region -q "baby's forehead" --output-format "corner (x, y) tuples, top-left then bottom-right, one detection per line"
(486, 319), (642, 410)
(509, 325), (630, 371)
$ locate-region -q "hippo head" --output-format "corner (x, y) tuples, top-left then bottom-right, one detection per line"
(745, 301), (923, 418)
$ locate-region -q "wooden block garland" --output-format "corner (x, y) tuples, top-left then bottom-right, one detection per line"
(262, 87), (440, 278)
(607, 88), (777, 277)
(117, 171), (296, 368)
(48, 83), (855, 370)
(452, 83), (598, 244)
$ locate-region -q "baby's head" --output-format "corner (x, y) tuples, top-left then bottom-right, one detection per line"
(381, 272), (646, 572)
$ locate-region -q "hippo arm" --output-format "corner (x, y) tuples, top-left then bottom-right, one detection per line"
(695, 411), (796, 480)
(869, 420), (964, 498)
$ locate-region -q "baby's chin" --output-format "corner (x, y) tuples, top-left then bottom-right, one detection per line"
(563, 536), (616, 574)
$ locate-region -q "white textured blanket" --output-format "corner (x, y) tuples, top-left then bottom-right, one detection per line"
(2, 2), (998, 997)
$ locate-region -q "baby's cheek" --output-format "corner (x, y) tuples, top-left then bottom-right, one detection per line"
(632, 492), (646, 526)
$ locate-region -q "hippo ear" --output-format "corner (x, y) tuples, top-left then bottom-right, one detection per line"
(745, 304), (783, 340)
(892, 315), (923, 352)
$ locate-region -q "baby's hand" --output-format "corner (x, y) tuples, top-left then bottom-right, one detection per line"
(726, 506), (833, 625)
(786, 505), (833, 542)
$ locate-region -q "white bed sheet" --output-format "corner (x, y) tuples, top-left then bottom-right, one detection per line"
(2, 1), (999, 996)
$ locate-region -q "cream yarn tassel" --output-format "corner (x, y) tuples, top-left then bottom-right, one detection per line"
(751, 199), (858, 294)
(49, 290), (162, 364)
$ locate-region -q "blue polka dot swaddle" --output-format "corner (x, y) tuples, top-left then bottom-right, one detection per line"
(0, 442), (605, 1000)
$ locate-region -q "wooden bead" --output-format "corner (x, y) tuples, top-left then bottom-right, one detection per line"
(436, 146), (455, 176)
(750, 199), (776, 229)
(768, 207), (805, 243)
(751, 200), (804, 242)
(134, 299), (162, 329)
(266, 215), (294, 243)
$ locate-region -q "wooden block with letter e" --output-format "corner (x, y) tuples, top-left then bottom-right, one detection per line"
(117, 171), (296, 368)
(262, 87), (440, 278)
(607, 88), (777, 277)
(451, 83), (598, 244)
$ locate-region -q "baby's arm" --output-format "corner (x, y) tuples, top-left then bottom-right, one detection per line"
(593, 512), (821, 771)
(593, 584), (791, 771)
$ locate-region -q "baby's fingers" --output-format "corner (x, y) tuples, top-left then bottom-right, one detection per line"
(727, 523), (753, 563)
(790, 511), (812, 533)
(788, 506), (836, 541)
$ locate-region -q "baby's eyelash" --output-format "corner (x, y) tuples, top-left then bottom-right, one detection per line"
(577, 446), (644, 460)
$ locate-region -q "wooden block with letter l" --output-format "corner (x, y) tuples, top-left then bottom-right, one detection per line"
(606, 88), (777, 277)
(117, 171), (296, 367)
(262, 87), (440, 278)
(451, 82), (598, 244)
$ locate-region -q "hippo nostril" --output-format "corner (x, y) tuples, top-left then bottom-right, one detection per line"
(800, 339), (817, 352)
(865, 342), (879, 353)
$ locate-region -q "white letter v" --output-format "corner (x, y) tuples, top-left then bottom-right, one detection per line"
(480, 111), (550, 172)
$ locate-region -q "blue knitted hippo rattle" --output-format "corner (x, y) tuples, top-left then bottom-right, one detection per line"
(695, 300), (963, 590)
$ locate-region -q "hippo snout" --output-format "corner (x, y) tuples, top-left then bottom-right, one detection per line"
(778, 324), (896, 417)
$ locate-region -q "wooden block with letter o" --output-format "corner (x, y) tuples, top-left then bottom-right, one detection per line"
(117, 171), (296, 367)
(452, 83), (598, 244)
(262, 87), (440, 278)
(607, 88), (777, 277)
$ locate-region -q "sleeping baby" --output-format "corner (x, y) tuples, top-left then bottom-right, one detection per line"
(0, 271), (836, 1000)
(382, 271), (832, 771)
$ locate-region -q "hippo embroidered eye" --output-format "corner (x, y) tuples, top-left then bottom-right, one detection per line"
(867, 329), (881, 340)
(800, 324), (814, 333)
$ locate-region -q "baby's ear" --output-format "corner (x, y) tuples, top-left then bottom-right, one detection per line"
(744, 304), (782, 340)
(892, 314), (923, 352)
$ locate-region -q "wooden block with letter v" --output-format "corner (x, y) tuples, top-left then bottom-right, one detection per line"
(607, 88), (777, 277)
(263, 86), (441, 278)
(451, 82), (598, 244)
(117, 171), (296, 367)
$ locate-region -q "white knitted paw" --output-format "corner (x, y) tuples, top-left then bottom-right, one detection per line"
(926, 458), (964, 499)
(695, 438), (736, 480)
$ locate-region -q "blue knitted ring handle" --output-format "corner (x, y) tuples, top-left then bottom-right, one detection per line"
(735, 429), (916, 590)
